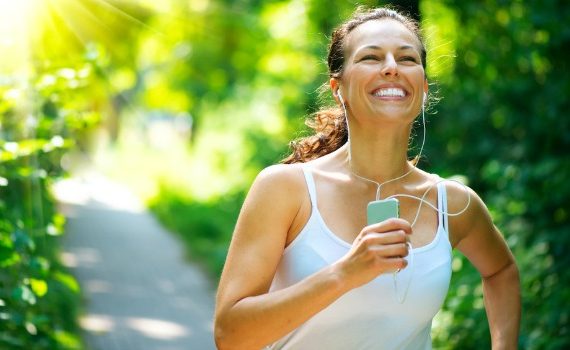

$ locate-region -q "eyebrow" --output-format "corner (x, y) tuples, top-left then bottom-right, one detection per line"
(359, 45), (416, 51)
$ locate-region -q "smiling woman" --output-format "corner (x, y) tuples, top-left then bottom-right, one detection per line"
(214, 6), (520, 350)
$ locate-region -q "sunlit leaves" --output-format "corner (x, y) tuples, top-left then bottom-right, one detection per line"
(12, 285), (36, 306)
(0, 138), (72, 163)
(29, 256), (50, 278)
(30, 279), (48, 298)
(46, 214), (65, 237)
(420, 0), (458, 81)
(1, 24), (88, 350)
(52, 330), (81, 349)
(52, 271), (80, 294)
(428, 0), (570, 348)
(0, 237), (20, 268)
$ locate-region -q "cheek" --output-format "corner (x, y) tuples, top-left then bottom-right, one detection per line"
(411, 68), (427, 84)
(344, 67), (376, 90)
(408, 75), (427, 94)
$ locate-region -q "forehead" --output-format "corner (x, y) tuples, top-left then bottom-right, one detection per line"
(345, 19), (421, 55)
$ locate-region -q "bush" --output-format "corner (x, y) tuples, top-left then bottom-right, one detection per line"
(149, 184), (245, 278)
(0, 63), (101, 349)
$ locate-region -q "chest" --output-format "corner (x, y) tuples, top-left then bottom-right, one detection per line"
(273, 223), (452, 320)
(315, 180), (441, 248)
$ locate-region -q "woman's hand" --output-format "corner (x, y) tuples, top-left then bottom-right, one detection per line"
(334, 218), (412, 290)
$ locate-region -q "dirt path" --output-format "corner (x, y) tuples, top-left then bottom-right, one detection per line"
(56, 176), (216, 350)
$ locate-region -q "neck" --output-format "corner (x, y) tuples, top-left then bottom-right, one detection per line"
(344, 122), (413, 185)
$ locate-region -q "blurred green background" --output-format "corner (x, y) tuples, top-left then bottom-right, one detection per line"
(0, 0), (568, 349)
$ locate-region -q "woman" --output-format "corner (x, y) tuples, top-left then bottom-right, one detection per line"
(214, 7), (520, 350)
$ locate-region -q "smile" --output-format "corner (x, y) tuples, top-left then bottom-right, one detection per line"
(373, 88), (406, 97)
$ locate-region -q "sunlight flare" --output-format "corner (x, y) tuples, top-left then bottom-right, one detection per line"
(0, 0), (36, 72)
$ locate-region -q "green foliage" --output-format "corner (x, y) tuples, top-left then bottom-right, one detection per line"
(0, 59), (103, 348)
(149, 184), (245, 277)
(424, 0), (570, 348)
(141, 0), (354, 282)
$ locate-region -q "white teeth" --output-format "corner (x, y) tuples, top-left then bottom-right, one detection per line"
(374, 88), (405, 97)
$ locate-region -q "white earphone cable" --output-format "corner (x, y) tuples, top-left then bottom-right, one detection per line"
(341, 91), (426, 200)
(339, 91), (471, 303)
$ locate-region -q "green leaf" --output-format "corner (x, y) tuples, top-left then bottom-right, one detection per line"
(30, 314), (50, 326)
(53, 271), (80, 294)
(46, 223), (62, 236)
(30, 279), (48, 298)
(13, 229), (35, 253)
(0, 236), (20, 267)
(30, 256), (50, 278)
(12, 285), (36, 305)
(0, 249), (20, 268)
(53, 330), (81, 349)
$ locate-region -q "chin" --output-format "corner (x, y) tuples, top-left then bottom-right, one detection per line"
(371, 109), (416, 121)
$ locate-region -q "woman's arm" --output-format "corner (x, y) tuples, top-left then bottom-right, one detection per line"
(449, 184), (521, 350)
(214, 165), (412, 350)
(482, 260), (520, 349)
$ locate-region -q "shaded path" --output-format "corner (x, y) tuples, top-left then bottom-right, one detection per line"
(56, 176), (216, 350)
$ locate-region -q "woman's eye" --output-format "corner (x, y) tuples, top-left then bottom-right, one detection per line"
(360, 55), (379, 61)
(400, 56), (418, 63)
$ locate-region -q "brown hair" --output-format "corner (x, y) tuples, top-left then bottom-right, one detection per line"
(282, 7), (426, 164)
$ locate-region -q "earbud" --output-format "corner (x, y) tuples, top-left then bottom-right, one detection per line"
(423, 92), (427, 104)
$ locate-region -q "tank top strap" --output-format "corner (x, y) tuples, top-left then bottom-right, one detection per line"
(302, 167), (318, 208)
(437, 181), (449, 236)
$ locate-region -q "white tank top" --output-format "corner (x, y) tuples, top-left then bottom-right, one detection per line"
(268, 168), (452, 350)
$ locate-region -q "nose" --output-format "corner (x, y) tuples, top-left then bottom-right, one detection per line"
(381, 54), (398, 77)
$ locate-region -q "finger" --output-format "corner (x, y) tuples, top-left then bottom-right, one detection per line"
(369, 242), (409, 257)
(383, 257), (408, 272)
(361, 231), (408, 246)
(364, 218), (412, 235)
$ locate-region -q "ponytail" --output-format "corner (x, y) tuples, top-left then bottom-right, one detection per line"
(281, 107), (347, 164)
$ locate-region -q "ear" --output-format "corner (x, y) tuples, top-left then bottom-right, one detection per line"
(330, 78), (342, 104)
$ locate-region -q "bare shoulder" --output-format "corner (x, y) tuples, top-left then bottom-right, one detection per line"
(441, 178), (516, 276)
(222, 163), (306, 276)
(444, 179), (483, 216)
(439, 178), (492, 247)
(243, 163), (307, 223)
(252, 163), (306, 198)
(256, 162), (305, 182)
(216, 163), (308, 309)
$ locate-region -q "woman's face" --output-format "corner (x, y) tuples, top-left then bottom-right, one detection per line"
(336, 19), (427, 124)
